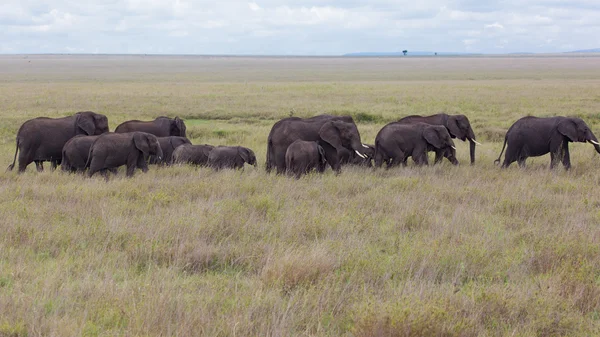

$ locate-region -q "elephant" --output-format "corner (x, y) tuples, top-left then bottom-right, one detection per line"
(375, 122), (456, 167)
(149, 136), (192, 165)
(285, 140), (328, 178)
(62, 135), (105, 173)
(494, 116), (600, 169)
(7, 111), (109, 172)
(398, 113), (478, 164)
(208, 146), (257, 170)
(87, 132), (163, 178)
(339, 144), (375, 167)
(266, 114), (369, 174)
(171, 144), (215, 166)
(115, 116), (186, 138)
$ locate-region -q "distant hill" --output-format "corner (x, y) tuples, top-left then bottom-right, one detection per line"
(343, 51), (480, 57)
(567, 48), (600, 53)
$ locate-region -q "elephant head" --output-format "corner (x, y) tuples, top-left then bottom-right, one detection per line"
(319, 120), (367, 159)
(238, 147), (257, 167)
(558, 117), (600, 151)
(170, 117), (187, 137)
(75, 111), (109, 135)
(446, 114), (475, 142)
(170, 136), (191, 149)
(134, 132), (163, 160)
(424, 125), (456, 151)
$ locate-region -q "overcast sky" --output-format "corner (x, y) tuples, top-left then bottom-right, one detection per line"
(1, 0), (599, 55)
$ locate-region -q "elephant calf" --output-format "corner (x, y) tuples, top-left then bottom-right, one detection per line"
(149, 136), (191, 165)
(339, 144), (375, 167)
(375, 122), (456, 167)
(285, 140), (328, 178)
(61, 135), (103, 173)
(208, 146), (257, 170)
(172, 144), (215, 166)
(88, 132), (163, 178)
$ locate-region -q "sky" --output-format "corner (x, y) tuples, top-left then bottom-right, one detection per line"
(1, 0), (599, 55)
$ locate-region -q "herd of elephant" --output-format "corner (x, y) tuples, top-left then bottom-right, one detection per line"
(6, 111), (600, 178)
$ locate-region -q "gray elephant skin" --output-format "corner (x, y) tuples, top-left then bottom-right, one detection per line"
(375, 122), (456, 167)
(172, 144), (215, 166)
(115, 116), (186, 138)
(208, 146), (257, 170)
(495, 116), (600, 169)
(62, 135), (103, 173)
(339, 144), (375, 167)
(266, 114), (368, 174)
(285, 140), (328, 178)
(398, 113), (477, 164)
(88, 132), (163, 178)
(149, 136), (191, 165)
(7, 111), (109, 172)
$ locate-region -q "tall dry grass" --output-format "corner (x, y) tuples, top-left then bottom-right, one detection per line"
(1, 55), (600, 336)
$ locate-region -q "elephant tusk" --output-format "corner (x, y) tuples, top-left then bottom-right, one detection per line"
(355, 150), (366, 159)
(590, 140), (600, 145)
(451, 146), (456, 150)
(362, 144), (369, 148)
(471, 139), (482, 145)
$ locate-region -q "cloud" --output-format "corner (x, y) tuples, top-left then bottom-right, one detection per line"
(0, 0), (599, 54)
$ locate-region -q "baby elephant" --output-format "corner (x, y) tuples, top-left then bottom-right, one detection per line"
(375, 122), (456, 167)
(172, 144), (215, 166)
(88, 132), (163, 178)
(149, 136), (191, 165)
(208, 146), (257, 170)
(61, 135), (103, 173)
(285, 140), (327, 178)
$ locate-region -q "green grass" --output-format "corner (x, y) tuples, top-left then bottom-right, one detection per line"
(2, 55), (600, 336)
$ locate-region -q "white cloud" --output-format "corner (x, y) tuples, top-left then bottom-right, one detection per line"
(0, 0), (599, 54)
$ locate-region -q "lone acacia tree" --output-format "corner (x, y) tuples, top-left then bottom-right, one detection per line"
(402, 50), (408, 56)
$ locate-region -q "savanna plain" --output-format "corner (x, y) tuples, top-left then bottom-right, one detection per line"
(3, 55), (600, 336)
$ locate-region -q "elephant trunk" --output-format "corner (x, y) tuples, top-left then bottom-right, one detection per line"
(350, 139), (368, 159)
(588, 134), (600, 154)
(467, 127), (477, 164)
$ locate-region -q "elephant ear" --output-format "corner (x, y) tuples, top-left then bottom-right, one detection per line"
(446, 115), (461, 139)
(319, 121), (343, 150)
(318, 145), (327, 166)
(133, 133), (150, 157)
(558, 119), (578, 142)
(423, 127), (444, 149)
(174, 117), (186, 137)
(76, 113), (95, 135)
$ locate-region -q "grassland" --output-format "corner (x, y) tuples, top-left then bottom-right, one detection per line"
(2, 55), (600, 336)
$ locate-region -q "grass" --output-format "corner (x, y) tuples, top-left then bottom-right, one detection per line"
(2, 55), (600, 336)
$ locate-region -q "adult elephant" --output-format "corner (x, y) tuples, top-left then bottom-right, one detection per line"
(285, 140), (328, 178)
(398, 113), (479, 164)
(115, 116), (186, 138)
(7, 111), (109, 172)
(88, 132), (163, 178)
(208, 146), (257, 170)
(266, 114), (368, 174)
(171, 144), (214, 166)
(494, 116), (600, 169)
(375, 122), (456, 167)
(149, 136), (191, 165)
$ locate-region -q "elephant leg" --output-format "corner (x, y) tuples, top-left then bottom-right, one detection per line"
(50, 160), (58, 171)
(126, 155), (138, 177)
(137, 155), (149, 173)
(433, 149), (443, 165)
(412, 150), (428, 166)
(100, 169), (111, 181)
(561, 142), (571, 170)
(517, 157), (526, 168)
(35, 161), (44, 172)
(275, 150), (287, 174)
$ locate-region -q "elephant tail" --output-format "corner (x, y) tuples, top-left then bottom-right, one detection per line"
(6, 137), (19, 171)
(494, 135), (508, 165)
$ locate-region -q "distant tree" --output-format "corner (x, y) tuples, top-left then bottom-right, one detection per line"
(402, 50), (408, 56)
(435, 52), (438, 56)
